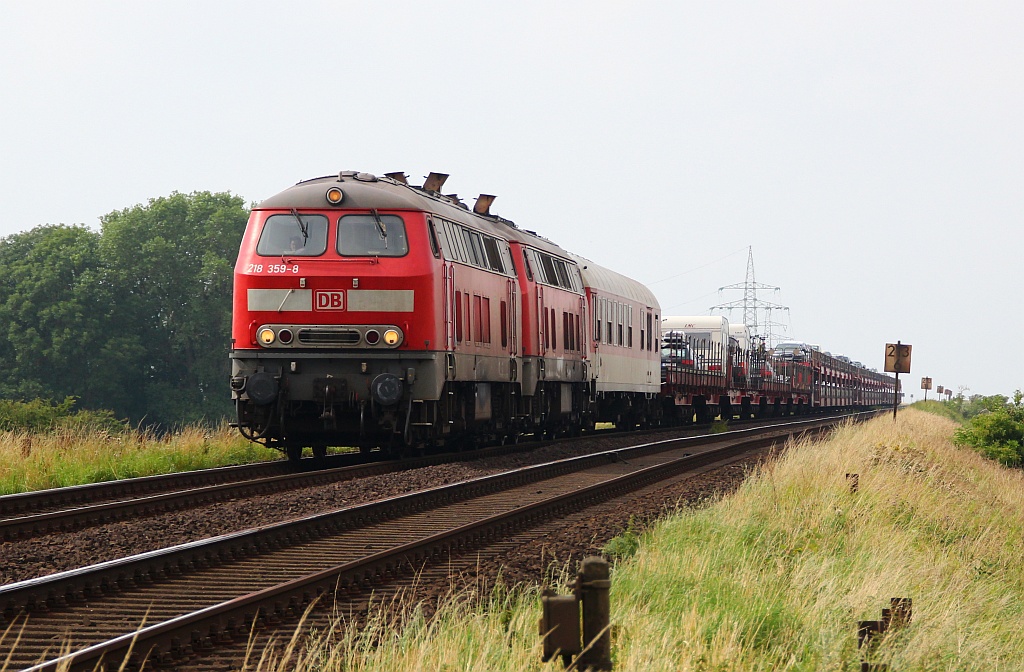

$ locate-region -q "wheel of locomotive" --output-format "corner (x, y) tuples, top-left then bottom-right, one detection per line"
(312, 445), (328, 467)
(286, 446), (303, 464)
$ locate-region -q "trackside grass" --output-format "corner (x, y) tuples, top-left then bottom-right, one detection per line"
(247, 409), (1024, 671)
(0, 425), (279, 495)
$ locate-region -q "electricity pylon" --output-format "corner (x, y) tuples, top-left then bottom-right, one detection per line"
(709, 246), (790, 347)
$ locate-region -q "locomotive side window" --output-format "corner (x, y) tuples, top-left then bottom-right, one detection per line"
(337, 214), (408, 257)
(433, 217), (512, 276)
(462, 229), (485, 266)
(427, 220), (441, 258)
(540, 254), (558, 287)
(525, 248), (581, 293)
(522, 249), (534, 281)
(257, 214), (328, 256)
(552, 259), (571, 289)
(482, 237), (505, 274)
(570, 267), (584, 293)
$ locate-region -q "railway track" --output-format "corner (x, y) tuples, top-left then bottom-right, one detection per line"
(0, 412), (873, 671)
(0, 434), (582, 542)
(0, 414), (824, 542)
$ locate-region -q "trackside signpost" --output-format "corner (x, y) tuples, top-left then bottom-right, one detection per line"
(884, 342), (912, 420)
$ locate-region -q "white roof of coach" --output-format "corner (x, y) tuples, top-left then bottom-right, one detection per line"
(568, 254), (660, 309)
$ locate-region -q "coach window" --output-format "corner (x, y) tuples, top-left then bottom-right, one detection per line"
(337, 214), (408, 256)
(257, 214), (328, 256)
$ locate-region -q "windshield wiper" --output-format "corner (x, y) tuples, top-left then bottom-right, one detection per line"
(290, 208), (309, 243)
(370, 208), (388, 248)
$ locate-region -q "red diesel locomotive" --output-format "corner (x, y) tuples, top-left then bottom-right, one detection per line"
(230, 171), (660, 460)
(230, 170), (895, 462)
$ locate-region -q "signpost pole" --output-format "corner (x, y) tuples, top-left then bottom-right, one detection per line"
(893, 340), (901, 421)
(894, 372), (899, 421)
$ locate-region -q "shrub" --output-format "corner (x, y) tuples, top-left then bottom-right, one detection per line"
(953, 390), (1024, 467)
(0, 397), (127, 434)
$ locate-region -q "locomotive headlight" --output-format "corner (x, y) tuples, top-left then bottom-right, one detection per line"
(325, 187), (344, 205)
(383, 329), (401, 346)
(257, 327), (276, 346)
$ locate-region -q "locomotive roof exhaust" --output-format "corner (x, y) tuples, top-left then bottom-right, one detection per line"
(422, 172), (448, 192)
(474, 194), (496, 215)
(384, 172), (408, 184)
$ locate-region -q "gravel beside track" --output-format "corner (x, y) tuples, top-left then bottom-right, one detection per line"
(187, 450), (774, 671)
(0, 427), (722, 586)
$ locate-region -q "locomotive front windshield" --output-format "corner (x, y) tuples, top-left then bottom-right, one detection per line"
(256, 214), (329, 256)
(337, 214), (408, 257)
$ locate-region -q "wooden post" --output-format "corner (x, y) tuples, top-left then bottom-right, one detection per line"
(893, 372), (899, 421)
(577, 556), (612, 671)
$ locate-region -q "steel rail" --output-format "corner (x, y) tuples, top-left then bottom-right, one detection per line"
(1, 412), (873, 671)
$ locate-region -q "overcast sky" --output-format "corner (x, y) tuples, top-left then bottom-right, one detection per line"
(2, 1), (1020, 397)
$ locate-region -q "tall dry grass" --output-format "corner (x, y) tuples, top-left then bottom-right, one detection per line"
(612, 409), (1024, 670)
(0, 423), (279, 494)
(243, 410), (1024, 671)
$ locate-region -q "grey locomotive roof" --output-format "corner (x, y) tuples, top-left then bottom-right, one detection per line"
(257, 171), (574, 260)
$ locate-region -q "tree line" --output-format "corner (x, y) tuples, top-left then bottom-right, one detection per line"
(0, 192), (248, 428)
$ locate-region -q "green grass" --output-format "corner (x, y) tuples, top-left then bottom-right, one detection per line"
(909, 399), (965, 423)
(0, 424), (280, 494)
(243, 410), (1024, 671)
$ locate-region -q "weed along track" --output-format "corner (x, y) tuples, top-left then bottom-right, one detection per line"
(0, 414), (870, 671)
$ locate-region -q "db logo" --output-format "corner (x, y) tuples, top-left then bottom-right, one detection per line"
(314, 290), (345, 310)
